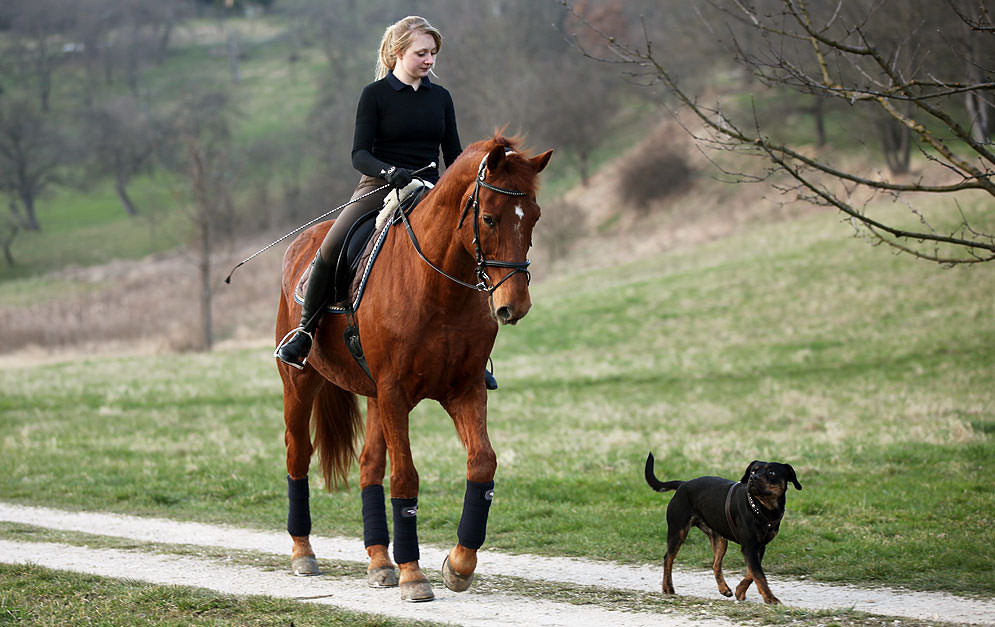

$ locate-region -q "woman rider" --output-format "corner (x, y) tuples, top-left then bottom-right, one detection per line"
(275, 16), (498, 389)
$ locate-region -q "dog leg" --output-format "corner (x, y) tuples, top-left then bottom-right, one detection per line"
(739, 547), (779, 604)
(662, 523), (690, 595)
(705, 531), (732, 597)
(735, 574), (753, 600)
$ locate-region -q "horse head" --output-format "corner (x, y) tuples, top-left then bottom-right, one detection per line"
(458, 138), (553, 325)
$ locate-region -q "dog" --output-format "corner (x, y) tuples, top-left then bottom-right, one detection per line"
(644, 452), (801, 604)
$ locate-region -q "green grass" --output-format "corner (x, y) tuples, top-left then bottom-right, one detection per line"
(0, 562), (436, 627)
(1, 202), (992, 601)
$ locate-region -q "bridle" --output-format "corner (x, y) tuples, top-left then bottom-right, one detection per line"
(398, 152), (533, 293)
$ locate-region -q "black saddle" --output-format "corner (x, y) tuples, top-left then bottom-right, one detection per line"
(332, 183), (430, 305)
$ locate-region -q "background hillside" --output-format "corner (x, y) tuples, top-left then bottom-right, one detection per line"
(1, 0), (992, 356)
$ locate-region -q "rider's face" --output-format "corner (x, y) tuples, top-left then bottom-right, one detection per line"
(394, 32), (437, 85)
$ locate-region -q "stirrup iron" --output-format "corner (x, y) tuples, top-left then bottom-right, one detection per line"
(275, 327), (313, 370)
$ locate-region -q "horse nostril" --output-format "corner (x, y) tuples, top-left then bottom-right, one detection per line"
(496, 306), (514, 324)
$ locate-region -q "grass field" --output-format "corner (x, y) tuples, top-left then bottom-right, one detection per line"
(2, 199), (992, 604)
(0, 562), (435, 627)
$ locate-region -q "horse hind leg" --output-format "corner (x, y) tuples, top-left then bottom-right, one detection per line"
(281, 370), (362, 577)
(280, 366), (322, 576)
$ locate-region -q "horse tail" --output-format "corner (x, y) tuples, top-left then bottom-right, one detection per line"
(312, 383), (362, 491)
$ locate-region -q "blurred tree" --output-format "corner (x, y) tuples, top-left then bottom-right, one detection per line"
(0, 98), (69, 231)
(564, 0), (995, 264)
(442, 0), (627, 185)
(81, 96), (168, 216)
(0, 0), (74, 112)
(166, 91), (238, 351)
(1, 210), (19, 266)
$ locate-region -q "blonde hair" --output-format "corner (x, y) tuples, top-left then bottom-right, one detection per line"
(375, 16), (443, 80)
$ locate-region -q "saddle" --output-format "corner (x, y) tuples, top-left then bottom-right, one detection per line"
(294, 181), (432, 314)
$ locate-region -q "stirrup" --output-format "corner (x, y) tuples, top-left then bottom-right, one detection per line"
(274, 327), (313, 370)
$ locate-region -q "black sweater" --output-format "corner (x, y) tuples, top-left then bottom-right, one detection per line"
(351, 73), (462, 183)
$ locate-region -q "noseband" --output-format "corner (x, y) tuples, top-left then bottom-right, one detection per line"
(400, 153), (533, 294)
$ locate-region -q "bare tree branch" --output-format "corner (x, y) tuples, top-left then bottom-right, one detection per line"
(559, 0), (995, 264)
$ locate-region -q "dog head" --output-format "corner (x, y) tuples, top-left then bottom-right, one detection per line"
(741, 461), (802, 504)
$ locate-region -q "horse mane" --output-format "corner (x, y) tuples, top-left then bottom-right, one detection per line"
(432, 134), (540, 211)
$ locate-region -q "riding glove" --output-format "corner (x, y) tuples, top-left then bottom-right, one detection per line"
(385, 166), (414, 189)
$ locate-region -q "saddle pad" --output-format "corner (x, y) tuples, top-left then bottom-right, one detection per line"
(293, 180), (433, 313)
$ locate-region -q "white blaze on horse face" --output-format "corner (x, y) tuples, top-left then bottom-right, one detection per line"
(514, 205), (524, 238)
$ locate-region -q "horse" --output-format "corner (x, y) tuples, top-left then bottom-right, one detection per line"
(275, 135), (553, 602)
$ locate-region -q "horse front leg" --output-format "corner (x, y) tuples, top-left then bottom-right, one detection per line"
(359, 398), (397, 588)
(440, 388), (496, 592)
(378, 393), (433, 602)
(280, 366), (322, 576)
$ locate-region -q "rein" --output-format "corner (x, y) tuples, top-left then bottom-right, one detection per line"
(399, 153), (532, 294)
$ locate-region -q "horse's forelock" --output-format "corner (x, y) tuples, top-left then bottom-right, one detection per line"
(477, 135), (539, 194)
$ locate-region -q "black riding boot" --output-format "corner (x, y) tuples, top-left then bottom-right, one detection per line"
(275, 253), (336, 369)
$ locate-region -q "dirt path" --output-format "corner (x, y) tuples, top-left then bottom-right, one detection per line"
(1, 503), (992, 626)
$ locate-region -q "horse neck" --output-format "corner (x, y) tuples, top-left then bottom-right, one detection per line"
(403, 176), (478, 284)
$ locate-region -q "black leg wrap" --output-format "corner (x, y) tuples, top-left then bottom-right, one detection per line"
(287, 475), (311, 537)
(457, 479), (494, 550)
(361, 485), (390, 548)
(391, 497), (420, 564)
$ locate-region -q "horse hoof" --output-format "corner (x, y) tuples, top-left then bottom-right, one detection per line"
(441, 554), (474, 592)
(367, 565), (398, 588)
(399, 580), (434, 602)
(291, 555), (320, 576)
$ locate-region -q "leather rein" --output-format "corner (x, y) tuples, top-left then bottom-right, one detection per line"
(397, 153), (532, 294)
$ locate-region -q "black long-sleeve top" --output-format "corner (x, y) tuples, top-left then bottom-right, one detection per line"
(351, 73), (462, 184)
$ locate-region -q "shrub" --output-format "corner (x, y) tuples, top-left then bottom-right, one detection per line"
(616, 140), (694, 213)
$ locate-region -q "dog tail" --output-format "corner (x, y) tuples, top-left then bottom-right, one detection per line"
(645, 452), (683, 493)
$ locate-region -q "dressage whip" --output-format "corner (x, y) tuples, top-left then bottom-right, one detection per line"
(224, 162), (436, 284)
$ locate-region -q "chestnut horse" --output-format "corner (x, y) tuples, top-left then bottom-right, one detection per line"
(275, 135), (552, 602)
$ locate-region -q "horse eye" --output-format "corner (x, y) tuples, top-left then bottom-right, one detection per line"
(482, 215), (496, 228)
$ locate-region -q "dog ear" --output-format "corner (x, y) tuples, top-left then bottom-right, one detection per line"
(740, 461), (761, 483)
(784, 464), (802, 490)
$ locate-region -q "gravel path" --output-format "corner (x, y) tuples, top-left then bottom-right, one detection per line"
(1, 503), (992, 626)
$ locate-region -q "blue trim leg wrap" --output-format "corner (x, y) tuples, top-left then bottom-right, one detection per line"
(391, 497), (419, 564)
(287, 475), (311, 537)
(457, 479), (494, 550)
(361, 485), (390, 548)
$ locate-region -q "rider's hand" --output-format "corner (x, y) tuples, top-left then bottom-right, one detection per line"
(385, 166), (414, 189)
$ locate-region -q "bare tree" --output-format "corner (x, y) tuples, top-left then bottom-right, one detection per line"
(563, 0), (995, 264)
(0, 98), (68, 231)
(81, 96), (167, 216)
(1, 210), (19, 267)
(1, 0), (74, 112)
(167, 91), (237, 351)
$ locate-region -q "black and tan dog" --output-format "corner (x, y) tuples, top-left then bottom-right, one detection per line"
(644, 452), (801, 604)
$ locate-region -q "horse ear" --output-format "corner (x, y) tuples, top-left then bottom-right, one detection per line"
(530, 149), (553, 173)
(486, 145), (506, 173)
